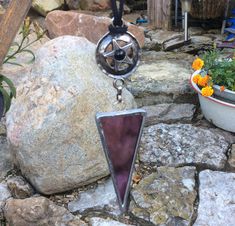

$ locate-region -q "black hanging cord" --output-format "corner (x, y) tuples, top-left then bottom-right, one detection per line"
(110, 0), (124, 26)
(109, 0), (127, 33)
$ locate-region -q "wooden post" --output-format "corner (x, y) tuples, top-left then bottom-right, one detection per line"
(147, 0), (172, 30)
(0, 0), (32, 66)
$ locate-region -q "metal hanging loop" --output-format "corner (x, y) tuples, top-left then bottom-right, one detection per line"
(113, 78), (125, 102)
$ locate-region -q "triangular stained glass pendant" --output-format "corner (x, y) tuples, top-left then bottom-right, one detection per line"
(96, 109), (146, 212)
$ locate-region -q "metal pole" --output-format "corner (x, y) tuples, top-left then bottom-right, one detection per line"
(221, 0), (230, 35)
(184, 11), (189, 41)
(175, 0), (178, 27)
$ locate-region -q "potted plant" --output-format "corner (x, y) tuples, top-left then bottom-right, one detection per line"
(190, 49), (235, 132)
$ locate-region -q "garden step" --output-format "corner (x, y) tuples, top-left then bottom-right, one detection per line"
(142, 103), (196, 126)
(127, 51), (197, 106)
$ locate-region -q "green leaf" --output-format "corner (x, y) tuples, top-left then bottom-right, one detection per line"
(0, 75), (16, 98)
(20, 49), (35, 63)
(11, 42), (20, 48)
(5, 61), (23, 67)
(0, 87), (11, 113)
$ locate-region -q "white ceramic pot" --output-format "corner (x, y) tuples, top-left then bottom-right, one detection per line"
(191, 71), (235, 133)
(213, 85), (235, 102)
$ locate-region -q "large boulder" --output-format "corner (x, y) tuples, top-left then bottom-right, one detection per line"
(6, 36), (136, 194)
(45, 10), (145, 47)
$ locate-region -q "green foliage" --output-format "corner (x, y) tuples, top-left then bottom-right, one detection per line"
(0, 74), (16, 113)
(209, 60), (235, 91)
(0, 17), (45, 116)
(200, 49), (235, 91)
(201, 49), (220, 71)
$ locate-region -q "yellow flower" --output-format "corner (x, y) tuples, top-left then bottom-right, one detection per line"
(198, 75), (210, 87)
(193, 74), (202, 84)
(201, 86), (214, 97)
(192, 58), (204, 71)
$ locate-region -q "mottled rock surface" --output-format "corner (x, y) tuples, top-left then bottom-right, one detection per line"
(67, 0), (110, 10)
(6, 36), (136, 194)
(4, 197), (87, 226)
(194, 170), (235, 226)
(130, 166), (196, 226)
(177, 35), (214, 53)
(143, 103), (196, 126)
(89, 0), (110, 10)
(0, 136), (12, 181)
(228, 144), (235, 169)
(68, 179), (120, 215)
(144, 30), (182, 50)
(0, 119), (6, 135)
(140, 124), (229, 169)
(89, 217), (134, 226)
(45, 10), (145, 47)
(0, 27), (50, 87)
(66, 0), (80, 9)
(127, 52), (195, 106)
(32, 0), (64, 16)
(7, 176), (34, 199)
(0, 184), (11, 218)
(144, 30), (215, 53)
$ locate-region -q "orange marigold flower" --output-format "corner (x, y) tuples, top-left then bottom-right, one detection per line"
(192, 58), (204, 71)
(220, 86), (225, 92)
(193, 74), (202, 84)
(198, 75), (209, 87)
(201, 86), (214, 97)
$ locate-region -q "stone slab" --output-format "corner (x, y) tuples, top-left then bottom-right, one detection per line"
(130, 166), (197, 226)
(140, 124), (229, 170)
(194, 170), (235, 226)
(0, 183), (11, 218)
(228, 144), (235, 169)
(142, 103), (196, 126)
(89, 217), (134, 226)
(0, 136), (12, 181)
(127, 52), (196, 106)
(68, 178), (120, 215)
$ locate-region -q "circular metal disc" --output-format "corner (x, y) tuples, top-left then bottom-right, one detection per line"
(96, 31), (141, 79)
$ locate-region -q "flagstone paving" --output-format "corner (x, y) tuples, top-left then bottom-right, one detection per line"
(194, 170), (235, 226)
(68, 179), (120, 216)
(130, 166), (197, 226)
(139, 124), (229, 170)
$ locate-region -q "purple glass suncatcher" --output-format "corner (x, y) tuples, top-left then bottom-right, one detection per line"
(96, 109), (146, 212)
